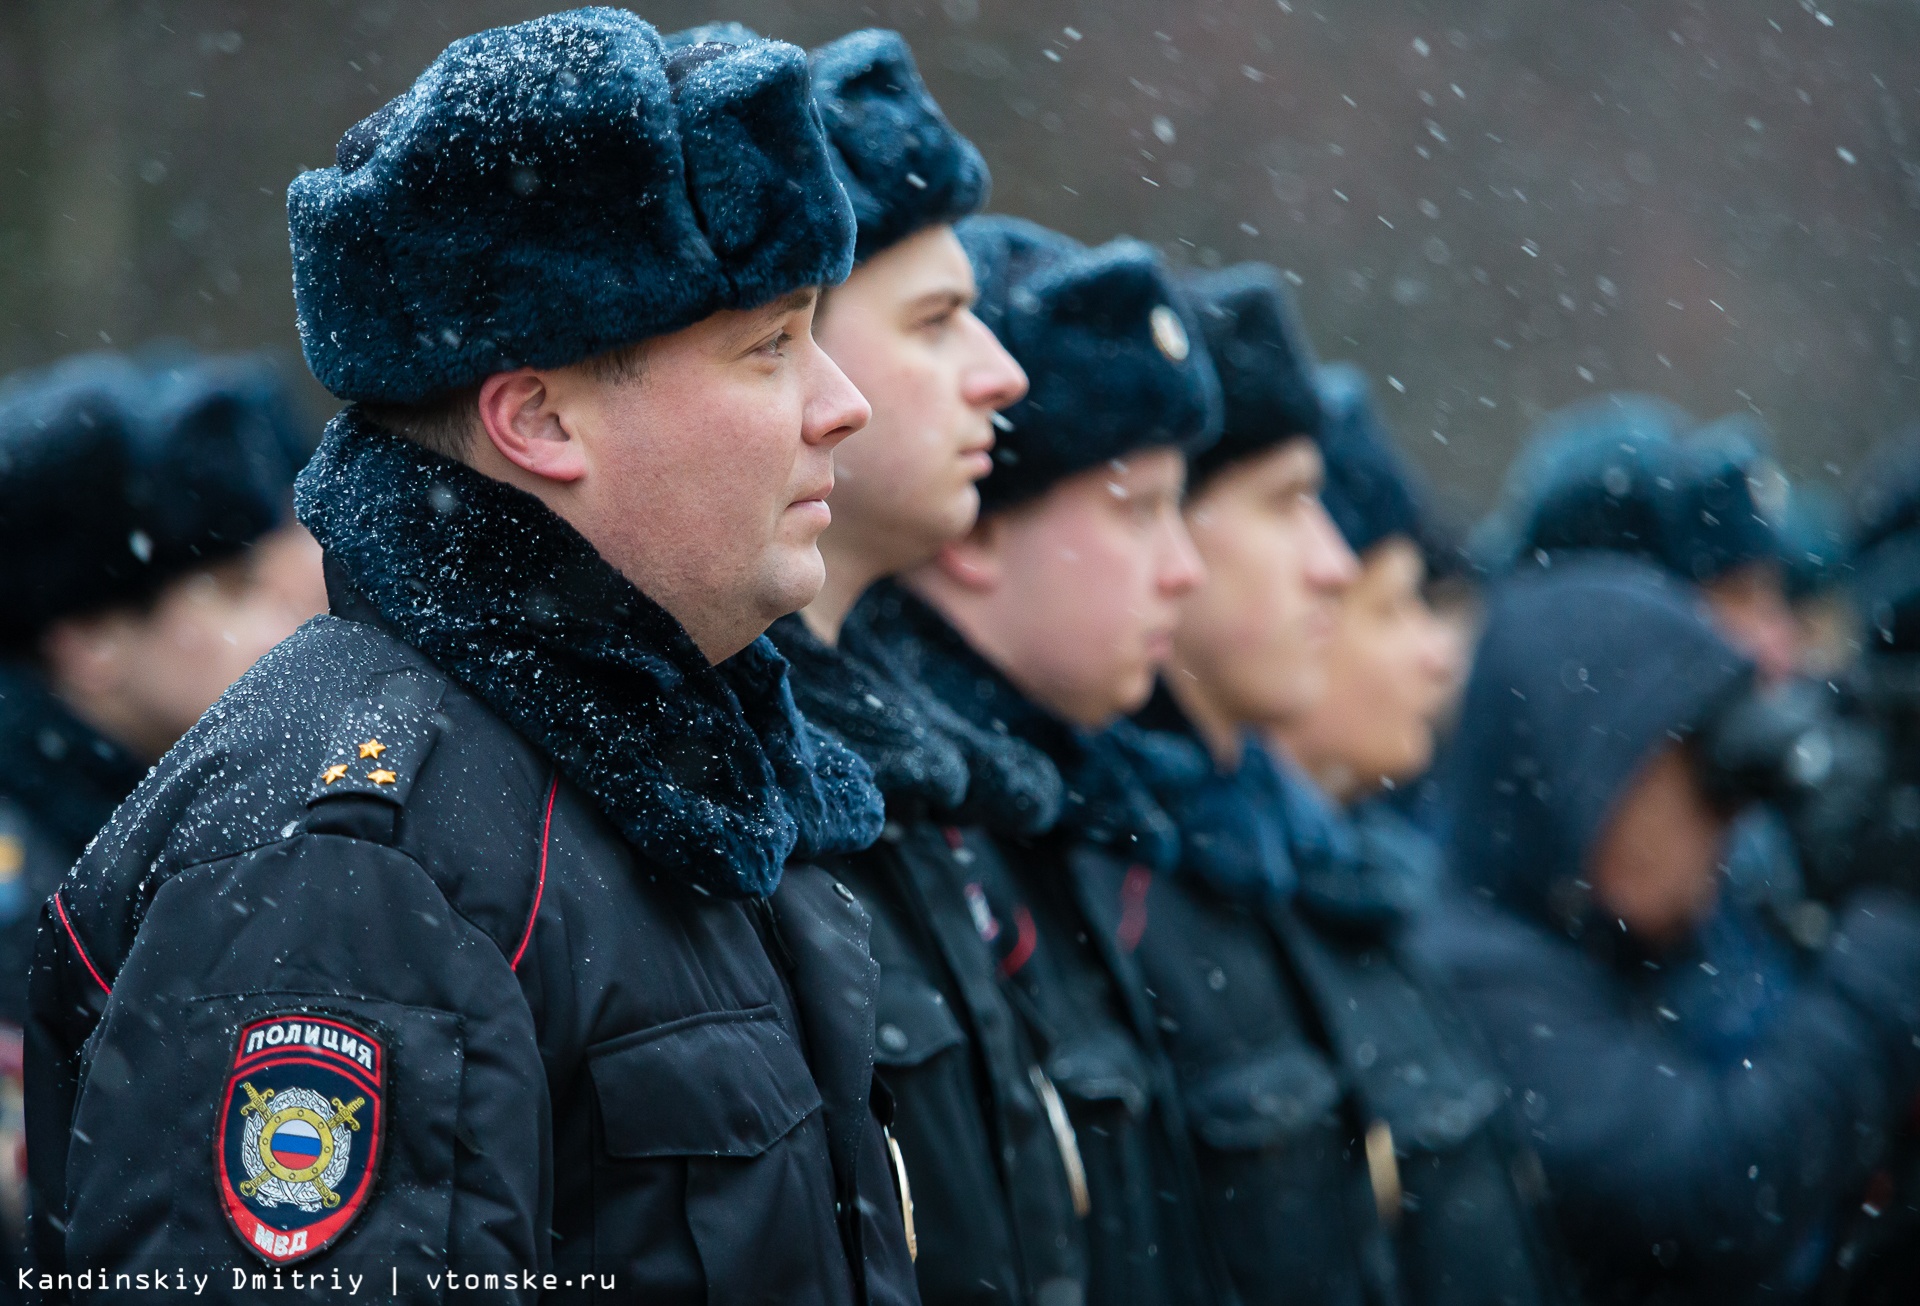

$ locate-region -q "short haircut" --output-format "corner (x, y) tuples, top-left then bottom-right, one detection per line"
(361, 339), (650, 460)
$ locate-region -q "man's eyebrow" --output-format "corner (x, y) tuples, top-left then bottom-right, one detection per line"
(728, 287), (818, 348)
(761, 287), (818, 317)
(906, 287), (971, 313)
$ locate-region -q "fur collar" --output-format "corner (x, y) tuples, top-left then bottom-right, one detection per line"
(0, 662), (146, 854)
(773, 612), (1062, 836)
(1135, 685), (1421, 930)
(296, 408), (882, 898)
(849, 580), (1176, 868)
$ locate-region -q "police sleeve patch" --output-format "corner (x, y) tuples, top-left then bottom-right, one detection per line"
(217, 1013), (385, 1264)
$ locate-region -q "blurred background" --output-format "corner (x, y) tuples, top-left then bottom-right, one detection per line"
(1, 0), (1916, 515)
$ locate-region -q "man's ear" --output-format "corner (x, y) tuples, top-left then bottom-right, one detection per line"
(930, 514), (1005, 592)
(477, 369), (587, 483)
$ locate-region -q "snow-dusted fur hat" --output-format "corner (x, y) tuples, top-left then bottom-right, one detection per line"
(810, 29), (990, 261)
(957, 215), (1222, 515)
(668, 25), (989, 262)
(288, 7), (855, 404)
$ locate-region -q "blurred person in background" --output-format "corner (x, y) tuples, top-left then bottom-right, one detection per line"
(710, 24), (1092, 1306)
(0, 348), (320, 1258)
(1410, 555), (1920, 1304)
(1128, 269), (1565, 1306)
(1469, 397), (1828, 1060)
(1797, 432), (1920, 1301)
(851, 215), (1236, 1306)
(1774, 481), (1857, 681)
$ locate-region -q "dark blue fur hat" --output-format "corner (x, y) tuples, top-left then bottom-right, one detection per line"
(0, 351), (306, 647)
(1313, 362), (1424, 556)
(810, 30), (990, 262)
(669, 25), (990, 262)
(1183, 262), (1323, 491)
(957, 215), (1222, 515)
(1668, 413), (1790, 582)
(289, 7), (855, 404)
(1471, 393), (1788, 583)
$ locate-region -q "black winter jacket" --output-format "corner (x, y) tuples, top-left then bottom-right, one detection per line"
(850, 584), (1233, 1306)
(26, 413), (920, 1303)
(773, 614), (1089, 1306)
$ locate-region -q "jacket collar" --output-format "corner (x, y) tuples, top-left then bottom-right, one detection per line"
(296, 408), (882, 898)
(773, 609), (1065, 837)
(0, 662), (146, 854)
(1132, 684), (1424, 932)
(849, 580), (1177, 868)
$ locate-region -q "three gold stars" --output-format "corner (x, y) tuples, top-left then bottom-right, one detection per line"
(322, 741), (394, 786)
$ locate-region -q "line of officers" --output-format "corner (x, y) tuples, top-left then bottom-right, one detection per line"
(4, 11), (1920, 1306)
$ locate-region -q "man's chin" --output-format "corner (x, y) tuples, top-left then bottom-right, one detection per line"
(761, 548), (828, 622)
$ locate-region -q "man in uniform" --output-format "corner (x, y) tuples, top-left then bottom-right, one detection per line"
(0, 348), (321, 1277)
(27, 12), (918, 1300)
(727, 27), (1090, 1306)
(851, 215), (1236, 1306)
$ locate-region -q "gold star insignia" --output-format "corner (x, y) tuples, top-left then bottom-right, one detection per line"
(322, 763), (349, 785)
(358, 738), (387, 760)
(367, 769), (397, 786)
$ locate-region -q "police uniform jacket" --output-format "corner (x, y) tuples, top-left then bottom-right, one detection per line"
(774, 615), (1090, 1306)
(26, 414), (921, 1303)
(1123, 694), (1567, 1306)
(849, 584), (1235, 1306)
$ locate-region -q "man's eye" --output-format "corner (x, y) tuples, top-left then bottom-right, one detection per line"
(758, 331), (792, 357)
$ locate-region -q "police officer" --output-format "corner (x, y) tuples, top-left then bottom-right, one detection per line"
(1260, 350), (1567, 1305)
(849, 216), (1235, 1306)
(27, 12), (917, 1299)
(0, 348), (320, 1278)
(1122, 267), (1562, 1306)
(741, 28), (1090, 1306)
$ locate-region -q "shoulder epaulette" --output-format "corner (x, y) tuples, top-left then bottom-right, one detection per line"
(306, 668), (446, 819)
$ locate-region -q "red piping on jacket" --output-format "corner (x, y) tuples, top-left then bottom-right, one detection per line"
(511, 775), (560, 972)
(53, 890), (110, 996)
(1117, 865), (1153, 953)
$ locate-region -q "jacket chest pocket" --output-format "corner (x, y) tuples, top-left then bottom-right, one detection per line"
(872, 973), (967, 1071)
(1183, 1043), (1344, 1152)
(587, 1006), (852, 1303)
(589, 1005), (822, 1158)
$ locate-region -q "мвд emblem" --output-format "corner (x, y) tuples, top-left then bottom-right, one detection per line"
(217, 1013), (384, 1264)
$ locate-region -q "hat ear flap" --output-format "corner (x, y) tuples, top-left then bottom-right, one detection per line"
(672, 42), (856, 294)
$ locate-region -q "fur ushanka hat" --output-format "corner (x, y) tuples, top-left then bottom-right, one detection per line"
(956, 214), (1222, 514)
(668, 24), (990, 263)
(0, 350), (307, 647)
(289, 8), (856, 404)
(1182, 262), (1324, 492)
